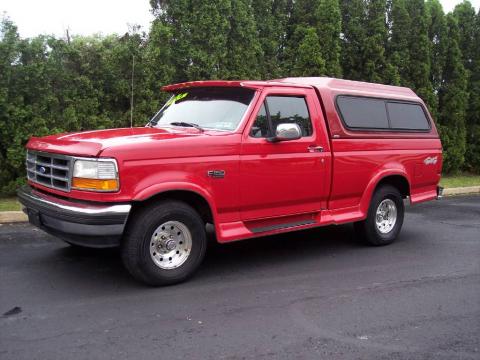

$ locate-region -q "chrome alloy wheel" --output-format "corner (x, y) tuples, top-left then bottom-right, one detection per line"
(149, 221), (192, 269)
(375, 199), (397, 234)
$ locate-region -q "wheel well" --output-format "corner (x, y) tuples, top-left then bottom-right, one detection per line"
(376, 175), (410, 198)
(132, 190), (214, 224)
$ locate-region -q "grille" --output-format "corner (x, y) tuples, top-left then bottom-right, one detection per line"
(26, 151), (72, 192)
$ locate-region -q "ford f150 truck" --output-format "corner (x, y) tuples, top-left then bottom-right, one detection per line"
(18, 77), (443, 285)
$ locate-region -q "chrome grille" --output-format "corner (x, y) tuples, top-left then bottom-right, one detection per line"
(26, 151), (72, 192)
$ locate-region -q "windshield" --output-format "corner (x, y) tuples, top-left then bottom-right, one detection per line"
(149, 87), (255, 131)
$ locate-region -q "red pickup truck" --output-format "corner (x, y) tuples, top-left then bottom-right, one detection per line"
(18, 77), (443, 285)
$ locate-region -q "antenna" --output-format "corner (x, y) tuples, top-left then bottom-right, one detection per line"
(130, 55), (135, 128)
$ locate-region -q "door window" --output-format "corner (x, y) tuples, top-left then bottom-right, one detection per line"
(250, 103), (269, 138)
(250, 96), (313, 138)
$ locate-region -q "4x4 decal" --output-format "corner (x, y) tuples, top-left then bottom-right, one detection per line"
(424, 156), (438, 165)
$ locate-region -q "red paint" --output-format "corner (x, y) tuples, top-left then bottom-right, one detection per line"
(26, 77), (442, 242)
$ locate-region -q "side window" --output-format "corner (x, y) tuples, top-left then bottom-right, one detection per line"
(387, 102), (430, 130)
(336, 96), (389, 129)
(250, 103), (269, 138)
(250, 96), (313, 138)
(267, 96), (312, 136)
(336, 95), (431, 132)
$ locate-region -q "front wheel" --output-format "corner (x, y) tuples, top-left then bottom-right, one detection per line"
(122, 200), (207, 286)
(354, 185), (405, 246)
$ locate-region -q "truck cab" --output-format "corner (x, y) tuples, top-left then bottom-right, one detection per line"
(18, 77), (443, 285)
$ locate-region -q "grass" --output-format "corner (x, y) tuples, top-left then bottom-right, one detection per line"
(440, 174), (480, 188)
(0, 197), (21, 211)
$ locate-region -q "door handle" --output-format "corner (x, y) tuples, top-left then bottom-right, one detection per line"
(307, 145), (324, 153)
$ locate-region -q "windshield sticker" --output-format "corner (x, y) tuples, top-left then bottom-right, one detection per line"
(166, 92), (189, 107)
(215, 122), (234, 129)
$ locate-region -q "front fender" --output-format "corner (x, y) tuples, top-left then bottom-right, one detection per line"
(133, 181), (215, 207)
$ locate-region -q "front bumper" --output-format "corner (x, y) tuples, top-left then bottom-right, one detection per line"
(17, 185), (131, 248)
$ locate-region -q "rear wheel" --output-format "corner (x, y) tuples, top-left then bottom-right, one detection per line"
(354, 185), (404, 246)
(122, 200), (207, 285)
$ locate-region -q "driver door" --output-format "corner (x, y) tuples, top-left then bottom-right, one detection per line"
(239, 87), (330, 222)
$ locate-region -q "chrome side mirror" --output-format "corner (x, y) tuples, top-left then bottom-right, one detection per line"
(271, 123), (302, 142)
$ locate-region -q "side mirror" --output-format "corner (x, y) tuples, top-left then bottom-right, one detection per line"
(268, 123), (302, 142)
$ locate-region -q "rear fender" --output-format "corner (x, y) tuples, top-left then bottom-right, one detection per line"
(359, 166), (410, 217)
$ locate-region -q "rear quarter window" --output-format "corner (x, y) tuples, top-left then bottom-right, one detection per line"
(387, 102), (430, 130)
(336, 96), (389, 129)
(336, 95), (431, 132)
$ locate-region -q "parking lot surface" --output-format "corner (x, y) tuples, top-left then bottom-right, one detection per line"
(1, 195), (479, 359)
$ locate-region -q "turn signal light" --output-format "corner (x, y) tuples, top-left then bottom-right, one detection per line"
(72, 178), (119, 192)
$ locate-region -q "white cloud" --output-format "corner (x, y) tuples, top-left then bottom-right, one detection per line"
(1, 0), (153, 38)
(441, 0), (480, 12)
(1, 0), (479, 39)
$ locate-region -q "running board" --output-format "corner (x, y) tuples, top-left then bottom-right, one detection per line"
(251, 220), (316, 234)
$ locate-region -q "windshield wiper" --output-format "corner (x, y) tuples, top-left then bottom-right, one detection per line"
(169, 122), (204, 132)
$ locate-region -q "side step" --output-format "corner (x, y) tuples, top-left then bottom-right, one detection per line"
(251, 220), (316, 234)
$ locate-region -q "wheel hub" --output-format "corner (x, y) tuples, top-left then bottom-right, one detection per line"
(375, 199), (397, 234)
(164, 239), (176, 251)
(149, 221), (192, 270)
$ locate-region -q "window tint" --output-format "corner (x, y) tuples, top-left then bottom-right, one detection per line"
(250, 96), (313, 138)
(267, 96), (312, 136)
(250, 104), (269, 138)
(387, 102), (430, 130)
(337, 96), (389, 129)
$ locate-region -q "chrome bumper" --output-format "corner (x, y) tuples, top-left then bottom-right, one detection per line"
(17, 185), (131, 248)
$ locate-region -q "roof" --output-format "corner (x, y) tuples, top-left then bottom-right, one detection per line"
(161, 80), (311, 92)
(161, 77), (418, 100)
(276, 77), (417, 98)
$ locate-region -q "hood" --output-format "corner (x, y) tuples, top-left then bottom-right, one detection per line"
(27, 127), (207, 157)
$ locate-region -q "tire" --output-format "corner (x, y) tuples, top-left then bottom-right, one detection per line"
(354, 185), (404, 246)
(121, 200), (207, 286)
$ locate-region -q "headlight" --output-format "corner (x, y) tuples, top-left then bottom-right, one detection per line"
(72, 158), (119, 192)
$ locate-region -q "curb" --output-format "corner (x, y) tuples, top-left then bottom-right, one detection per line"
(0, 211), (27, 224)
(0, 186), (479, 224)
(443, 186), (480, 196)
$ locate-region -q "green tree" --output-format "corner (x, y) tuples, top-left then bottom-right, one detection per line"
(284, 0), (317, 74)
(452, 1), (477, 72)
(251, 0), (289, 78)
(388, 0), (411, 85)
(0, 18), (24, 193)
(223, 0), (262, 79)
(291, 26), (326, 76)
(363, 0), (391, 83)
(340, 0), (367, 80)
(464, 10), (480, 172)
(315, 0), (342, 77)
(185, 0), (231, 79)
(150, 0), (231, 81)
(438, 14), (468, 173)
(0, 17), (153, 194)
(426, 0), (447, 117)
(144, 18), (176, 110)
(286, 0), (341, 77)
(405, 0), (436, 111)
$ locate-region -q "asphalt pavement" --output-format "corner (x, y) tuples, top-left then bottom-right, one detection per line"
(1, 195), (479, 360)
